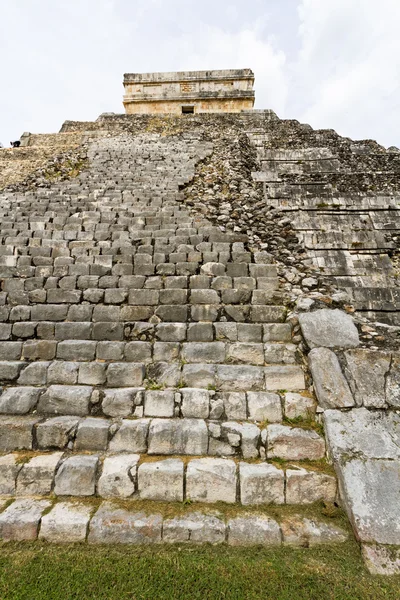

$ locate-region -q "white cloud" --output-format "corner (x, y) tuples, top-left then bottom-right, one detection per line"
(294, 0), (400, 146)
(0, 0), (398, 147)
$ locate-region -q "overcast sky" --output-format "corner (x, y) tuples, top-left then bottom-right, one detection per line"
(0, 0), (399, 148)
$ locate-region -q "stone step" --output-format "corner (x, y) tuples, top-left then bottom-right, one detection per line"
(0, 360), (306, 401)
(0, 452), (335, 505)
(0, 321), (292, 344)
(0, 498), (348, 546)
(0, 340), (297, 366)
(0, 416), (324, 459)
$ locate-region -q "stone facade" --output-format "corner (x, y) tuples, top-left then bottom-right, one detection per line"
(123, 69), (255, 115)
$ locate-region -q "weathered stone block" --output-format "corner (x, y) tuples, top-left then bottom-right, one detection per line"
(181, 388), (210, 419)
(284, 393), (316, 420)
(78, 363), (107, 385)
(221, 392), (247, 420)
(163, 512), (225, 544)
(48, 362), (79, 385)
(182, 342), (225, 364)
(54, 455), (99, 496)
(57, 340), (97, 361)
(109, 419), (150, 453)
(0, 499), (51, 541)
(36, 416), (80, 449)
(264, 366), (305, 391)
(98, 455), (139, 498)
(266, 425), (325, 460)
(226, 343), (264, 365)
(240, 462), (284, 505)
(286, 468), (337, 504)
(222, 422), (260, 459)
(16, 452), (63, 496)
(247, 392), (282, 422)
(186, 458), (236, 503)
(182, 364), (216, 388)
(228, 516), (281, 546)
(107, 363), (145, 387)
(0, 387), (42, 415)
(148, 419), (208, 456)
(74, 418), (109, 451)
(309, 348), (355, 409)
(299, 309), (359, 349)
(102, 388), (141, 418)
(281, 516), (347, 546)
(217, 365), (264, 391)
(88, 503), (162, 544)
(343, 349), (390, 408)
(138, 459), (184, 502)
(0, 416), (39, 451)
(0, 454), (22, 496)
(144, 390), (175, 418)
(37, 385), (92, 416)
(39, 502), (92, 543)
(362, 544), (400, 576)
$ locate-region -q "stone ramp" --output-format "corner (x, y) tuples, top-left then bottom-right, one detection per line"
(0, 129), (341, 547)
(298, 308), (400, 574)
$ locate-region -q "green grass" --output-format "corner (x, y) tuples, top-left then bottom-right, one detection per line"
(0, 542), (399, 600)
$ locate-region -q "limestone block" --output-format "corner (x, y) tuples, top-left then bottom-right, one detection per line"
(281, 516), (348, 546)
(37, 416), (80, 449)
(264, 343), (296, 364)
(344, 349), (390, 408)
(286, 468), (337, 504)
(78, 363), (107, 385)
(240, 462), (284, 505)
(48, 362), (79, 385)
(228, 516), (281, 546)
(37, 385), (92, 416)
(217, 365), (264, 391)
(0, 416), (39, 451)
(54, 455), (99, 496)
(0, 387), (42, 415)
(386, 354), (400, 408)
(16, 452), (63, 496)
(74, 418), (109, 451)
(325, 408), (400, 461)
(263, 324), (292, 343)
(247, 392), (282, 422)
(222, 422), (260, 459)
(107, 363), (145, 387)
(226, 343), (264, 365)
(266, 425), (325, 460)
(182, 342), (225, 364)
(182, 364), (216, 388)
(156, 323), (187, 342)
(0, 499), (51, 541)
(339, 458), (400, 545)
(0, 454), (22, 496)
(299, 309), (359, 349)
(144, 390), (175, 418)
(163, 512), (225, 544)
(18, 362), (50, 385)
(186, 458), (236, 503)
(138, 459), (184, 502)
(208, 438), (236, 456)
(146, 362), (182, 387)
(88, 503), (162, 544)
(264, 366), (306, 391)
(221, 392), (246, 420)
(97, 454), (139, 498)
(309, 347), (354, 409)
(109, 419), (150, 453)
(362, 544), (400, 575)
(181, 388), (210, 419)
(102, 388), (142, 418)
(39, 502), (93, 543)
(148, 419), (208, 456)
(284, 393), (316, 420)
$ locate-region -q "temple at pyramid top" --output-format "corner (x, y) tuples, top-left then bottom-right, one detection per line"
(123, 69), (255, 115)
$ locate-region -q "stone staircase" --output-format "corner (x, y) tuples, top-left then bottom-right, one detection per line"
(0, 130), (347, 547)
